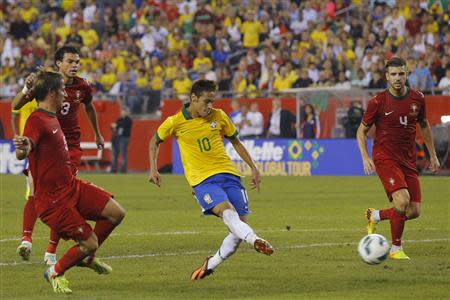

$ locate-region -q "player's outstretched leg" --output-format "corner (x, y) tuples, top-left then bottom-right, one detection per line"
(45, 232), (98, 293)
(221, 208), (273, 256)
(78, 198), (125, 275)
(17, 196), (37, 261)
(365, 208), (378, 234)
(191, 232), (242, 280)
(44, 229), (60, 265)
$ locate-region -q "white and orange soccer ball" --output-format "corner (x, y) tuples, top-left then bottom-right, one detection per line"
(358, 234), (390, 265)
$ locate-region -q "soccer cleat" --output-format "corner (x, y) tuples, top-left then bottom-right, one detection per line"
(44, 269), (72, 294)
(254, 238), (274, 256)
(78, 257), (112, 275)
(17, 241), (32, 261)
(190, 256), (214, 281)
(365, 208), (377, 234)
(389, 249), (410, 260)
(44, 252), (57, 265)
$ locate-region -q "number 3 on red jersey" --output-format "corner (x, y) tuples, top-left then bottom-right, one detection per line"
(61, 102), (70, 115)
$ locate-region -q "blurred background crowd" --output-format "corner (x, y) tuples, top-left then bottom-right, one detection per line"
(0, 0), (449, 115)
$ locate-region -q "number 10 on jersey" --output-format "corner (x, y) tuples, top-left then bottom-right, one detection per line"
(197, 137), (211, 152)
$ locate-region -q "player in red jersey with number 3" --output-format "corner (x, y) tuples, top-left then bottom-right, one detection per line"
(13, 71), (125, 294)
(13, 46), (104, 265)
(357, 57), (439, 260)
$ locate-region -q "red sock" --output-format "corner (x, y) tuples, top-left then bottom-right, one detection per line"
(390, 209), (407, 246)
(54, 245), (87, 275)
(379, 208), (394, 221)
(47, 230), (60, 253)
(22, 196), (37, 243)
(94, 219), (116, 247)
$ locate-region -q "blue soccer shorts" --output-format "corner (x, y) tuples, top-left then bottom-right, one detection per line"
(193, 173), (250, 216)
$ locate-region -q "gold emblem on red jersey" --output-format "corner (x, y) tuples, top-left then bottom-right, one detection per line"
(409, 103), (419, 117)
(75, 90), (81, 103)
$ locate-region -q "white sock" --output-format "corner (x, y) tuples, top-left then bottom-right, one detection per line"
(208, 232), (242, 270)
(390, 244), (402, 253)
(222, 209), (257, 245)
(372, 210), (381, 222)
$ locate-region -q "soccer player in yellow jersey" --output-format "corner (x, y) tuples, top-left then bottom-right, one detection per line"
(148, 80), (274, 280)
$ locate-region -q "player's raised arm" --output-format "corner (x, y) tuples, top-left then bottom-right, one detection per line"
(13, 135), (32, 160)
(229, 137), (261, 192)
(148, 134), (162, 187)
(12, 73), (37, 111)
(418, 119), (440, 172)
(357, 122), (375, 175)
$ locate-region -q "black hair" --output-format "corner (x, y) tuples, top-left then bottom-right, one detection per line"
(385, 57), (406, 70)
(190, 80), (217, 99)
(32, 71), (64, 102)
(54, 46), (79, 65)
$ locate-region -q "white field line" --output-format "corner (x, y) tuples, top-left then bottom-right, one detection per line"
(0, 227), (445, 243)
(0, 237), (448, 267)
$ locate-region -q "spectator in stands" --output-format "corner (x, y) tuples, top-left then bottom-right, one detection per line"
(437, 69), (450, 95)
(301, 104), (320, 139)
(351, 68), (370, 88)
(293, 68), (313, 88)
(110, 107), (133, 173)
(234, 102), (252, 139)
(248, 102), (264, 138)
(368, 71), (386, 89)
(266, 98), (296, 138)
(344, 101), (364, 138)
(241, 10), (263, 48)
(229, 99), (241, 124)
(173, 69), (192, 100)
(0, 76), (19, 97)
(416, 59), (435, 93)
(64, 24), (83, 48)
(408, 61), (420, 90)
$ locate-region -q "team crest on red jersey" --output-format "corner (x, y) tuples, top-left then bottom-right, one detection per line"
(409, 103), (419, 117)
(74, 90), (81, 103)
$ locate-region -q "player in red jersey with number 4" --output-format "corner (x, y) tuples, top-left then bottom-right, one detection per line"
(13, 71), (125, 294)
(13, 46), (104, 265)
(357, 57), (439, 260)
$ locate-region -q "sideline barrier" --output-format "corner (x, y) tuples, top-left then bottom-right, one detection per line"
(173, 138), (373, 176)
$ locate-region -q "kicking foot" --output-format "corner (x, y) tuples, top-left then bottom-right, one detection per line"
(190, 256), (213, 281)
(44, 252), (57, 265)
(44, 268), (72, 294)
(389, 249), (410, 260)
(78, 257), (112, 275)
(254, 238), (274, 256)
(365, 208), (377, 234)
(17, 241), (32, 261)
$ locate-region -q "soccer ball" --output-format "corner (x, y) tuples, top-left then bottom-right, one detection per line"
(358, 234), (390, 265)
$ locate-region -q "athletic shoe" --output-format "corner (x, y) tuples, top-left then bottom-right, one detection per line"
(44, 269), (72, 294)
(44, 252), (57, 265)
(389, 249), (410, 260)
(365, 208), (377, 234)
(16, 241), (32, 261)
(190, 256), (213, 280)
(78, 257), (112, 275)
(254, 238), (274, 256)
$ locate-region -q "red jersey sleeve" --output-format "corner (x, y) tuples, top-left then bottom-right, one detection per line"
(23, 114), (43, 149)
(82, 78), (93, 104)
(362, 97), (380, 127)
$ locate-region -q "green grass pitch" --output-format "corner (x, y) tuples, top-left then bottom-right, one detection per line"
(1, 174), (449, 299)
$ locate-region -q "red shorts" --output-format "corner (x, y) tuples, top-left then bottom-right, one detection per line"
(40, 179), (112, 241)
(68, 147), (83, 175)
(375, 159), (421, 203)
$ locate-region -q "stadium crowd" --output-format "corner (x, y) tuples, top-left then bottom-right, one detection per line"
(0, 0), (449, 114)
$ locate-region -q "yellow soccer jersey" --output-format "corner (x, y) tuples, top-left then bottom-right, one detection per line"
(156, 105), (241, 186)
(12, 99), (38, 135)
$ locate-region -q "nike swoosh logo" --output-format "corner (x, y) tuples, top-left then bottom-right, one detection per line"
(384, 111), (394, 116)
(52, 129), (58, 134)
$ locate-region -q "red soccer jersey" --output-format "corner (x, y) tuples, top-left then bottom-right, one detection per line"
(24, 109), (76, 216)
(57, 76), (93, 150)
(362, 88), (426, 170)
